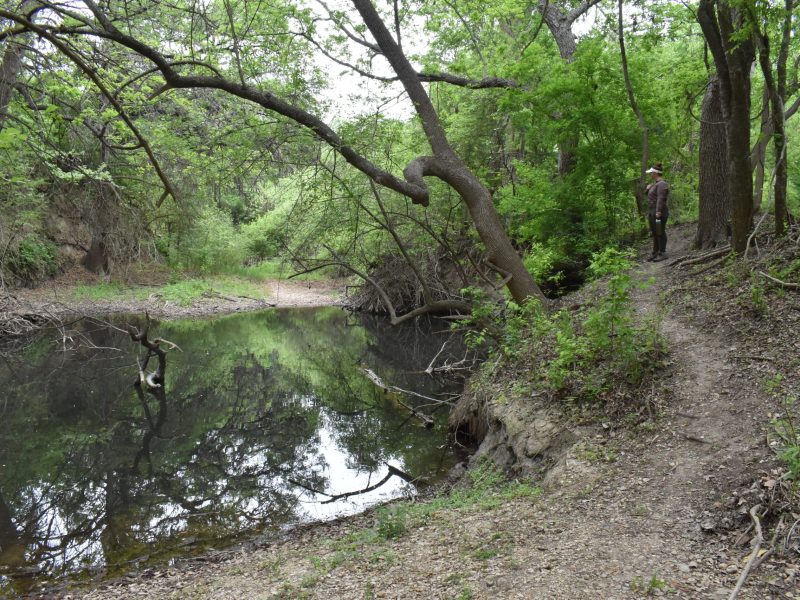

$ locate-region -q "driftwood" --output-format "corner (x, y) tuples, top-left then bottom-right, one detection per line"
(728, 505), (765, 600)
(744, 212), (770, 259)
(689, 255), (730, 277)
(126, 312), (181, 389)
(202, 289), (277, 305)
(0, 292), (59, 340)
(361, 367), (435, 428)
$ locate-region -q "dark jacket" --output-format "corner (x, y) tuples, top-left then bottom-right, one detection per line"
(647, 179), (669, 213)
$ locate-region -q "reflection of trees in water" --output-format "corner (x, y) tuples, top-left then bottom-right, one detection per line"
(0, 309), (460, 593)
(356, 312), (470, 389)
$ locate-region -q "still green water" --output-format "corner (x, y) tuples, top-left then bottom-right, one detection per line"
(0, 308), (462, 595)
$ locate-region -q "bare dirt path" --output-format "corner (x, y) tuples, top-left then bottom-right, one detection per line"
(62, 232), (797, 599)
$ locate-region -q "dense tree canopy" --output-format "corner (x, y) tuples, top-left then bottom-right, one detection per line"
(0, 0), (798, 310)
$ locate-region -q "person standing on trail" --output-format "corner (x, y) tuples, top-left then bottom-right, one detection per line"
(646, 163), (669, 262)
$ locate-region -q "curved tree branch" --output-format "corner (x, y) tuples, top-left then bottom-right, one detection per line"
(0, 9), (178, 207)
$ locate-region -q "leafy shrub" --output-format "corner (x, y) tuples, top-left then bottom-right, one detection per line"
(375, 506), (407, 540)
(172, 206), (246, 273)
(6, 234), (59, 284)
(463, 247), (665, 409)
(523, 243), (566, 286)
(241, 202), (294, 262)
(771, 396), (800, 491)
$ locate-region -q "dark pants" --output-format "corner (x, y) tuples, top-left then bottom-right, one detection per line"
(648, 210), (668, 255)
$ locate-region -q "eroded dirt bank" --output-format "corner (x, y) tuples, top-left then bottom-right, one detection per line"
(31, 228), (800, 598)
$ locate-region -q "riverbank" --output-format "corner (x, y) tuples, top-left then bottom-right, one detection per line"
(10, 224), (800, 599)
(52, 224), (798, 599)
(4, 265), (345, 320)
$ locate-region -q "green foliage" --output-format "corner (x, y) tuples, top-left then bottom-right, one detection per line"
(5, 234), (60, 284)
(461, 287), (545, 359)
(171, 206), (247, 274)
(771, 395), (800, 489)
(465, 248), (664, 407)
(523, 243), (566, 286)
(456, 587), (474, 600)
(630, 573), (668, 595)
(72, 276), (268, 306)
(375, 506), (407, 540)
(240, 200), (294, 261)
(409, 460), (541, 517)
(73, 281), (127, 301)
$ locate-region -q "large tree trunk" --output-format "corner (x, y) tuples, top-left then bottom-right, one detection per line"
(0, 41), (24, 131)
(440, 162), (545, 303)
(726, 66), (753, 252)
(538, 1), (599, 177)
(696, 76), (730, 248)
(697, 0), (754, 254)
(0, 1), (38, 132)
(772, 0), (793, 235)
(354, 0), (545, 305)
(544, 12), (578, 175)
(773, 115), (788, 235)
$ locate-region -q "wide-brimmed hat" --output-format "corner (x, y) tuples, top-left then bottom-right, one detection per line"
(646, 163), (664, 174)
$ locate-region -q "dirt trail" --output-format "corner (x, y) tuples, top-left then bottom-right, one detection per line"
(68, 232), (795, 599)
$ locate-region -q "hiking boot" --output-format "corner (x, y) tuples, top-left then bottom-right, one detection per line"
(646, 254), (657, 262)
(653, 253), (667, 262)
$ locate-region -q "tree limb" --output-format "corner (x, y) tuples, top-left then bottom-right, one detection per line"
(0, 9), (178, 208)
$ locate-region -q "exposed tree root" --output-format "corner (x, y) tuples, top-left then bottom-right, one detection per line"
(669, 245), (731, 267)
(757, 271), (799, 289)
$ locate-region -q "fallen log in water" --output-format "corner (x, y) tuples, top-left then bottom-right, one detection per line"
(361, 366), (436, 428)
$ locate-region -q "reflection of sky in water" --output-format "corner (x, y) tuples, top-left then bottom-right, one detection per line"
(12, 409), (413, 573)
(294, 411), (413, 522)
(0, 308), (464, 594)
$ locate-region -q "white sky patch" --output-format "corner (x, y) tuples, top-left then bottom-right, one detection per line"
(293, 410), (413, 522)
(307, 0), (426, 121)
(312, 1), (608, 122)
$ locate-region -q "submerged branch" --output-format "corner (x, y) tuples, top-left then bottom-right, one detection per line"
(361, 367), (436, 428)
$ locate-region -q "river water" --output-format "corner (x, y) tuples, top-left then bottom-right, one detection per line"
(0, 308), (463, 595)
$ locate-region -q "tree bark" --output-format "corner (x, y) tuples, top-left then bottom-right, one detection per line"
(696, 75), (730, 248)
(697, 0), (754, 253)
(772, 0), (793, 235)
(752, 89), (770, 212)
(0, 40), (24, 131)
(0, 1), (40, 132)
(349, 1), (547, 305)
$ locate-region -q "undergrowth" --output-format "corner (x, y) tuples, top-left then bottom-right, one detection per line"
(335, 461), (540, 550)
(73, 276), (270, 306)
(464, 248), (666, 412)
